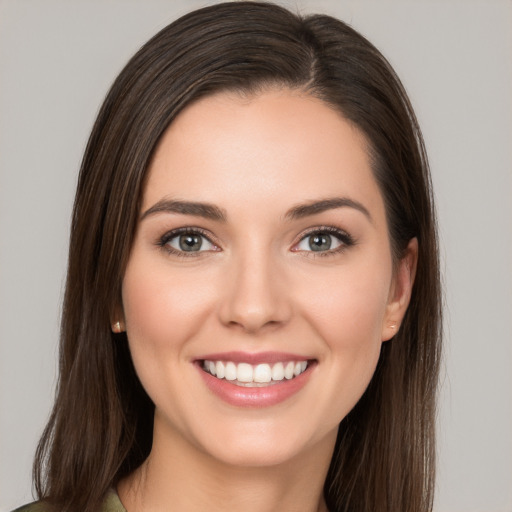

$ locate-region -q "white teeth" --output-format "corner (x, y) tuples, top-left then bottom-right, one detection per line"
(225, 362), (237, 381)
(203, 359), (309, 385)
(294, 361), (307, 376)
(271, 362), (284, 381)
(253, 364), (272, 383)
(215, 361), (225, 379)
(237, 363), (253, 382)
(284, 361), (295, 379)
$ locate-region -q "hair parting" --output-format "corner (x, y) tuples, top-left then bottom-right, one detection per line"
(33, 3), (441, 511)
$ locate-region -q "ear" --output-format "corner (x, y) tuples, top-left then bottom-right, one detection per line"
(381, 237), (418, 341)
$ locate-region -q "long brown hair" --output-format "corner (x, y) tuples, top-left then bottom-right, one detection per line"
(34, 3), (442, 511)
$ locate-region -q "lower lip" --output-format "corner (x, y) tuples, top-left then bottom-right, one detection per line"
(197, 362), (315, 408)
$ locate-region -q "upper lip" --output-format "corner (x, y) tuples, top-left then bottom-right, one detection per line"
(195, 351), (312, 365)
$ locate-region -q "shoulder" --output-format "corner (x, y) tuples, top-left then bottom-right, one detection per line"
(11, 490), (127, 512)
(102, 489), (127, 512)
(11, 504), (48, 512)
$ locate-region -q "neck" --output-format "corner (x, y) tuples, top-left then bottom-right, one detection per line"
(118, 415), (335, 512)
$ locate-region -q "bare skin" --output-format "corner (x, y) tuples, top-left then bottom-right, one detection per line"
(118, 411), (332, 512)
(117, 88), (416, 512)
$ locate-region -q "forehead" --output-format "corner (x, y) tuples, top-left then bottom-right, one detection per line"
(144, 88), (385, 225)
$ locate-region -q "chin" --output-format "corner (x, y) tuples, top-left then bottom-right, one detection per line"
(183, 414), (339, 469)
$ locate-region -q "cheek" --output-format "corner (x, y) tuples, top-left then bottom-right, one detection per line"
(121, 257), (216, 361)
(120, 257), (220, 417)
(309, 289), (386, 384)
(295, 258), (392, 414)
(300, 263), (391, 348)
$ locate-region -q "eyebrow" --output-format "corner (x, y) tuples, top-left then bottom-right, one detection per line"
(140, 196), (371, 224)
(285, 197), (372, 223)
(140, 199), (227, 222)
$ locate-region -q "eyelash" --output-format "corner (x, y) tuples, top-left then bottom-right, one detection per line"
(156, 225), (355, 258)
(292, 226), (355, 258)
(157, 227), (218, 258)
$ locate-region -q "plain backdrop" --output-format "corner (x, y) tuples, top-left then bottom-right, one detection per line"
(1, 1), (511, 511)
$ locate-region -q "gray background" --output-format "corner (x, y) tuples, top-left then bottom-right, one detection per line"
(1, 1), (511, 511)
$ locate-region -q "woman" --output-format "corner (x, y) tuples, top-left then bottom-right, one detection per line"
(17, 2), (441, 511)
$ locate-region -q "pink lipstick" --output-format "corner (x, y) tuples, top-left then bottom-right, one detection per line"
(195, 352), (315, 408)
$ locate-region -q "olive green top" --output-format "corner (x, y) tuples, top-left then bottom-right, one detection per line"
(12, 489), (127, 512)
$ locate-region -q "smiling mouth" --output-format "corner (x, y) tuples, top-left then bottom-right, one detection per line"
(201, 360), (310, 387)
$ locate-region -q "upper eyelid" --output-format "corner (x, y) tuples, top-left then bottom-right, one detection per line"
(295, 225), (351, 241)
(157, 225), (353, 249)
(156, 228), (221, 260)
(158, 227), (221, 251)
(300, 225), (346, 234)
(161, 226), (216, 241)
(290, 228), (355, 261)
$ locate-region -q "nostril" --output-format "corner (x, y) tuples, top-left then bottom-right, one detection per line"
(227, 317), (284, 334)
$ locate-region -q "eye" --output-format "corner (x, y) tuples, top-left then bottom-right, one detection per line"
(293, 227), (354, 254)
(159, 228), (218, 255)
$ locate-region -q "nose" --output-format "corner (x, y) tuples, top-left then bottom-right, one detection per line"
(218, 249), (292, 334)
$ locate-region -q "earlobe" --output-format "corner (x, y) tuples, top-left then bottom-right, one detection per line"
(381, 238), (418, 341)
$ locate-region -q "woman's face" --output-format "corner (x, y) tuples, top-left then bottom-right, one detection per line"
(121, 89), (415, 468)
